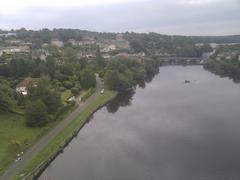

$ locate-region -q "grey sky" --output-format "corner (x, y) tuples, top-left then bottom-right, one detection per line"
(0, 0), (239, 35)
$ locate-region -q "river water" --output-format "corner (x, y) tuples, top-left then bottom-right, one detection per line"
(39, 66), (240, 180)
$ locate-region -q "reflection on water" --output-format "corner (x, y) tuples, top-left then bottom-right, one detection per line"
(106, 90), (135, 113)
(39, 66), (240, 180)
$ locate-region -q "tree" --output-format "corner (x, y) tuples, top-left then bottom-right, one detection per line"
(104, 70), (120, 90)
(46, 56), (56, 78)
(0, 91), (13, 111)
(44, 90), (61, 113)
(25, 99), (48, 127)
(0, 84), (13, 112)
(96, 47), (105, 67)
(28, 76), (61, 113)
(104, 70), (131, 91)
(80, 69), (96, 89)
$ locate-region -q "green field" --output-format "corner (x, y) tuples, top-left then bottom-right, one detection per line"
(13, 90), (117, 180)
(0, 104), (76, 176)
(0, 112), (48, 175)
(61, 90), (73, 105)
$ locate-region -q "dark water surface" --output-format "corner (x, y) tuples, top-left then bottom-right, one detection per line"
(39, 66), (240, 180)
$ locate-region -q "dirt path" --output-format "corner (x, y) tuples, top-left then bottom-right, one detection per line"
(0, 77), (102, 180)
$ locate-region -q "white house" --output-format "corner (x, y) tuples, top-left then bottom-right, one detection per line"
(100, 44), (117, 53)
(51, 39), (64, 48)
(16, 87), (28, 96)
(0, 33), (16, 37)
(103, 54), (111, 59)
(68, 39), (77, 46)
(16, 77), (39, 96)
(0, 46), (30, 57)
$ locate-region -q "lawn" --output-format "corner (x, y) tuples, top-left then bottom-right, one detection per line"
(0, 112), (47, 175)
(61, 90), (73, 105)
(13, 90), (117, 180)
(0, 104), (76, 176)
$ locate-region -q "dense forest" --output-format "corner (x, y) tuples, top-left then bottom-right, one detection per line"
(124, 32), (213, 57)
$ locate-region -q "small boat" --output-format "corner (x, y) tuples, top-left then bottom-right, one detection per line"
(184, 80), (191, 83)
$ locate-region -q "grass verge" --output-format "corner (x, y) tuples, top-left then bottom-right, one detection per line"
(0, 104), (76, 176)
(13, 90), (117, 180)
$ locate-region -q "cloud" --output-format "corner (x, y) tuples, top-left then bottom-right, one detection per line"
(0, 0), (139, 16)
(0, 0), (239, 35)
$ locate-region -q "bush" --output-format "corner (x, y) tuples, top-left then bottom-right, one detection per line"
(59, 86), (66, 92)
(71, 87), (80, 96)
(63, 80), (75, 89)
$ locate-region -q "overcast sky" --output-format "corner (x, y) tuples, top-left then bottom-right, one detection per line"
(0, 0), (240, 35)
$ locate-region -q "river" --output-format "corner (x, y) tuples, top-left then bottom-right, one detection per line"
(39, 66), (240, 180)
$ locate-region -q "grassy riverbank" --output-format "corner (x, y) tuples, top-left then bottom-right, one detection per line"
(13, 90), (117, 180)
(0, 105), (76, 176)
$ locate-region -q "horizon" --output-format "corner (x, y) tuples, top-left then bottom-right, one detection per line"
(0, 0), (240, 36)
(1, 28), (240, 37)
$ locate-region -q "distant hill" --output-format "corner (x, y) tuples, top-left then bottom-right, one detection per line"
(190, 35), (240, 44)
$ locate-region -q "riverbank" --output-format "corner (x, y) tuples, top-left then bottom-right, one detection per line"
(12, 90), (117, 180)
(0, 104), (76, 177)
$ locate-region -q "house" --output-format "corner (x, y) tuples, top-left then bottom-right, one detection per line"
(68, 39), (77, 46)
(225, 56), (232, 60)
(216, 57), (222, 61)
(76, 52), (96, 59)
(132, 52), (146, 57)
(195, 43), (204, 47)
(68, 96), (76, 102)
(51, 39), (64, 48)
(32, 49), (50, 61)
(85, 54), (95, 59)
(41, 43), (49, 48)
(100, 44), (117, 53)
(0, 33), (17, 37)
(78, 37), (95, 46)
(0, 46), (30, 56)
(103, 54), (111, 59)
(6, 39), (23, 45)
(16, 77), (39, 95)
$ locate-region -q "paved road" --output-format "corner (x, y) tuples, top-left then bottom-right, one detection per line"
(0, 77), (103, 180)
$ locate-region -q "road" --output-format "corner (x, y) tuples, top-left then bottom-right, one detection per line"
(0, 77), (103, 180)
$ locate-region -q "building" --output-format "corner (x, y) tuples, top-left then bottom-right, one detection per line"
(0, 33), (17, 37)
(78, 37), (95, 46)
(16, 77), (39, 95)
(6, 39), (23, 45)
(100, 44), (117, 53)
(67, 39), (77, 46)
(85, 54), (95, 59)
(32, 49), (50, 61)
(51, 39), (64, 48)
(0, 46), (30, 56)
(68, 96), (76, 102)
(103, 54), (111, 59)
(195, 43), (204, 47)
(225, 56), (232, 60)
(41, 43), (49, 48)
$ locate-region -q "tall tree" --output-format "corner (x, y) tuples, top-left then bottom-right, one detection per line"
(80, 69), (96, 89)
(25, 99), (48, 127)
